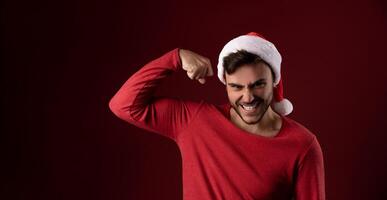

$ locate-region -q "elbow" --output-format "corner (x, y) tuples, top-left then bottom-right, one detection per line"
(108, 90), (148, 122)
(108, 96), (141, 122)
(108, 97), (128, 119)
(108, 98), (118, 114)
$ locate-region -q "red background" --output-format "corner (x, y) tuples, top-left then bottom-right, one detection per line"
(2, 0), (387, 199)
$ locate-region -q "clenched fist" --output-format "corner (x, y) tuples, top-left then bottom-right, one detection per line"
(179, 49), (214, 84)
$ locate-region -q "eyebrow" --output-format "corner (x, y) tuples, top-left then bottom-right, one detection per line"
(227, 79), (267, 87)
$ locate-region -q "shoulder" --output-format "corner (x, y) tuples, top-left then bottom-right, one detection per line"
(282, 117), (324, 161)
(282, 116), (319, 146)
(191, 100), (228, 111)
(183, 100), (231, 120)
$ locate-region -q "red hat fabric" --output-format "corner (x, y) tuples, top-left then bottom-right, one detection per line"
(217, 32), (293, 116)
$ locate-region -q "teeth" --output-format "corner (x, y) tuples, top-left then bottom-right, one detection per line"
(243, 105), (254, 110)
(241, 102), (259, 110)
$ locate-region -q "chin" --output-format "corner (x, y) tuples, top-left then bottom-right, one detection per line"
(235, 104), (268, 125)
(236, 108), (262, 124)
(241, 115), (262, 125)
(231, 103), (266, 124)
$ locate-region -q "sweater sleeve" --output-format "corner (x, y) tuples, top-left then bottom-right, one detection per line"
(294, 136), (326, 200)
(108, 48), (203, 141)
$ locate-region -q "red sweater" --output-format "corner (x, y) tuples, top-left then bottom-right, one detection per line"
(109, 48), (326, 200)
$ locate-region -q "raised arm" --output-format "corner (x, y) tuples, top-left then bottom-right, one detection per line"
(294, 136), (326, 200)
(108, 48), (213, 141)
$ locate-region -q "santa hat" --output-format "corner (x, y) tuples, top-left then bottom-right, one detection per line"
(217, 32), (293, 116)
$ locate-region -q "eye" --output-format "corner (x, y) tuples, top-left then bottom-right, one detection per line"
(230, 85), (243, 90)
(254, 82), (266, 88)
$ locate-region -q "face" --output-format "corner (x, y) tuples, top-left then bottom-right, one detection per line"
(225, 62), (275, 125)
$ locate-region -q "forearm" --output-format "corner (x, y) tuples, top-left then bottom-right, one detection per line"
(109, 48), (182, 122)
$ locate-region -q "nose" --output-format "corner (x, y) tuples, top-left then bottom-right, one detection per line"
(242, 88), (254, 103)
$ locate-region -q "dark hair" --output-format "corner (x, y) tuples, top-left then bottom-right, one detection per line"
(223, 49), (275, 82)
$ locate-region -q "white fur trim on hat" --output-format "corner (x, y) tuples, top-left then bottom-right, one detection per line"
(217, 32), (293, 116)
(217, 34), (282, 86)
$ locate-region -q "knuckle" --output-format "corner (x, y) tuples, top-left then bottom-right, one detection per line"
(204, 58), (210, 65)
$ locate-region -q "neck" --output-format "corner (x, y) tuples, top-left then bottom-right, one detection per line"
(230, 106), (282, 137)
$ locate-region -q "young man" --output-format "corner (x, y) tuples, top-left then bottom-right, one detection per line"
(109, 32), (326, 200)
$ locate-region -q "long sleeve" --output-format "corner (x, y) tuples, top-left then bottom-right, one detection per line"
(294, 136), (326, 200)
(108, 48), (203, 141)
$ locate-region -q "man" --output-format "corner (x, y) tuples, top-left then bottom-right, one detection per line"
(109, 32), (326, 200)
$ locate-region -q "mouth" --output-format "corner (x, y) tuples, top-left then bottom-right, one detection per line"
(239, 101), (260, 112)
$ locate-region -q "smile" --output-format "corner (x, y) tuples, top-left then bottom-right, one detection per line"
(240, 101), (260, 111)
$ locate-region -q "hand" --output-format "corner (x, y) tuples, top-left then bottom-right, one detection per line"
(179, 49), (214, 84)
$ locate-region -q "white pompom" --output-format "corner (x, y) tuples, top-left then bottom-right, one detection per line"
(273, 98), (293, 116)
